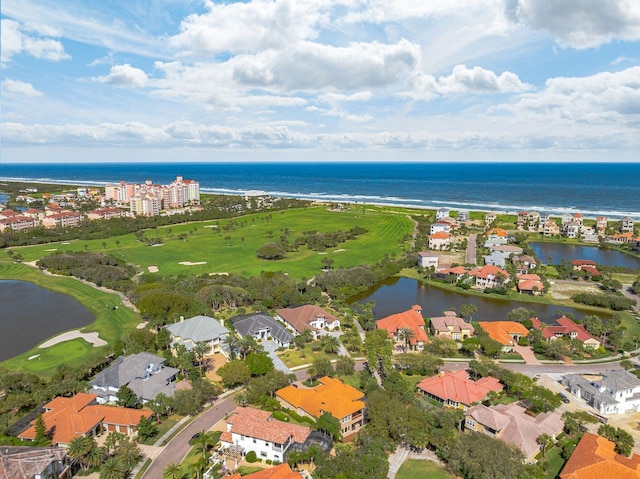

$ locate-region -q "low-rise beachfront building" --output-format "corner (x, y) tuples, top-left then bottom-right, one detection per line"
(429, 231), (451, 250)
(543, 219), (561, 237)
(430, 222), (451, 235)
(485, 212), (497, 226)
(417, 370), (503, 411)
(376, 305), (429, 350)
(276, 377), (366, 438)
(477, 321), (529, 352)
(596, 216), (608, 233)
(436, 208), (451, 220)
(620, 216), (635, 233)
(417, 251), (439, 269)
(430, 311), (474, 340)
(484, 228), (508, 247)
(275, 305), (340, 339)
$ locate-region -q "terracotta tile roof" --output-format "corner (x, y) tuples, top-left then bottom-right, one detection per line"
(376, 305), (428, 344)
(224, 407), (311, 445)
(580, 266), (601, 276)
(429, 231), (450, 239)
(18, 393), (150, 446)
(560, 433), (640, 479)
(478, 321), (529, 345)
(226, 464), (302, 479)
(468, 264), (509, 279)
(276, 377), (365, 421)
(417, 370), (502, 406)
(536, 316), (600, 344)
(275, 305), (338, 334)
(571, 259), (597, 267)
(487, 228), (508, 237)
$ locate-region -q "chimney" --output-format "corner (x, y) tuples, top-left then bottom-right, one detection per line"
(180, 316), (184, 322)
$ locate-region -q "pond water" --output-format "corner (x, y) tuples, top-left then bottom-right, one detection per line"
(530, 242), (640, 270)
(0, 280), (95, 361)
(350, 276), (605, 324)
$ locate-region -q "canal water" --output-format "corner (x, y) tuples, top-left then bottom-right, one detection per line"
(0, 280), (95, 361)
(350, 276), (606, 324)
(530, 242), (640, 270)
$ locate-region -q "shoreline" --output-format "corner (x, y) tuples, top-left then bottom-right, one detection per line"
(1, 177), (638, 220)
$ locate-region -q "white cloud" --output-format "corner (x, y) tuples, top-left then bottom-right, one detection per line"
(1, 79), (44, 97)
(94, 64), (149, 88)
(498, 66), (640, 121)
(1, 19), (70, 65)
(507, 0), (640, 49)
(436, 64), (532, 94)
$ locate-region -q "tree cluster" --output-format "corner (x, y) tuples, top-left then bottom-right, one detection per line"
(571, 292), (634, 311)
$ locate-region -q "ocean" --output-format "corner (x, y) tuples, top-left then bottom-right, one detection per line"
(1, 162), (638, 218)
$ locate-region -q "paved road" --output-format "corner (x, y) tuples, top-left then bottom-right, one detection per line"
(441, 360), (623, 376)
(142, 397), (236, 479)
(465, 233), (477, 265)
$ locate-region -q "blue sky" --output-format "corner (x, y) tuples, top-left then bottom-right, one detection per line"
(2, 0), (639, 163)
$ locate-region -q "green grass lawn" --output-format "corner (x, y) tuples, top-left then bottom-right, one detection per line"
(396, 459), (454, 479)
(277, 345), (339, 368)
(0, 262), (141, 377)
(11, 207), (414, 279)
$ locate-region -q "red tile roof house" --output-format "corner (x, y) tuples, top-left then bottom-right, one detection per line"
(464, 403), (564, 463)
(531, 317), (601, 349)
(430, 311), (475, 341)
(477, 321), (529, 353)
(275, 305), (340, 339)
(571, 259), (601, 277)
(517, 273), (545, 296)
(220, 407), (312, 464)
(468, 265), (510, 289)
(433, 266), (469, 282)
(376, 305), (429, 351)
(560, 432), (640, 479)
(417, 370), (503, 411)
(18, 393), (151, 446)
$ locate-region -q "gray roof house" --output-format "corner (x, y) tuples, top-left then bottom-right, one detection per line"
(230, 312), (294, 347)
(165, 315), (230, 356)
(562, 369), (640, 415)
(90, 352), (178, 404)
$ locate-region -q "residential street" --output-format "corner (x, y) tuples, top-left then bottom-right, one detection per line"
(465, 233), (477, 265)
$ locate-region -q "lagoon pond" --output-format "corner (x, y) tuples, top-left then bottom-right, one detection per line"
(529, 243), (640, 270)
(0, 280), (95, 362)
(351, 277), (605, 324)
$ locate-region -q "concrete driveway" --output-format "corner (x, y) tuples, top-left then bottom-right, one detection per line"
(261, 338), (292, 374)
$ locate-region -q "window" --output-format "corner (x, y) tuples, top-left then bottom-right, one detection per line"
(253, 439), (257, 444)
(260, 452), (267, 457)
(465, 418), (475, 428)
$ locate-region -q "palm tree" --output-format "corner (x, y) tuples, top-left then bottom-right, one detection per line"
(320, 335), (340, 354)
(397, 327), (415, 350)
(537, 433), (553, 458)
(100, 456), (126, 479)
(67, 436), (96, 470)
(222, 334), (240, 359)
(163, 463), (186, 479)
(85, 445), (106, 470)
(193, 342), (210, 375)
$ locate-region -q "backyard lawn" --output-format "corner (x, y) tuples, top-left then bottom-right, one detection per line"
(396, 459), (454, 479)
(9, 206), (414, 279)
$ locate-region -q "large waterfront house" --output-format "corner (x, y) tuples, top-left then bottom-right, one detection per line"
(430, 311), (474, 340)
(376, 305), (429, 350)
(19, 393), (151, 446)
(417, 251), (439, 269)
(428, 231), (451, 250)
(562, 370), (640, 415)
(220, 407), (313, 463)
(531, 317), (601, 349)
(464, 403), (564, 463)
(276, 377), (366, 438)
(90, 352), (178, 404)
(417, 370), (503, 410)
(165, 315), (230, 356)
(468, 265), (510, 289)
(275, 305), (340, 339)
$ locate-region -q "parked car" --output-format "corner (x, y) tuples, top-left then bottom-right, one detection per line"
(559, 393), (570, 404)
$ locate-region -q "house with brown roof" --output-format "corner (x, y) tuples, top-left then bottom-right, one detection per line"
(275, 305), (340, 339)
(434, 266), (469, 282)
(596, 216), (608, 233)
(468, 265), (510, 289)
(477, 321), (529, 352)
(41, 211), (83, 228)
(512, 255), (536, 274)
(531, 316), (601, 349)
(560, 433), (640, 479)
(276, 377), (366, 438)
(417, 370), (503, 410)
(220, 407), (312, 463)
(464, 403), (564, 463)
(376, 305), (429, 350)
(18, 393), (151, 446)
(485, 212), (497, 226)
(87, 207), (125, 221)
(430, 311), (474, 340)
(226, 464), (303, 479)
(0, 447), (70, 479)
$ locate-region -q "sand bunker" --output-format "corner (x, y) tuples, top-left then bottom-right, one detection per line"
(333, 248), (346, 253)
(151, 243), (164, 247)
(179, 261), (207, 266)
(148, 265), (159, 273)
(209, 272), (229, 276)
(204, 225), (219, 228)
(45, 248), (58, 252)
(39, 330), (107, 348)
